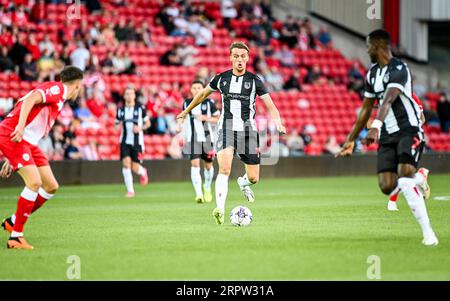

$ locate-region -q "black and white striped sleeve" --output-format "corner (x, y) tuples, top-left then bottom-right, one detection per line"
(364, 71), (376, 99)
(386, 64), (408, 92)
(208, 74), (220, 91)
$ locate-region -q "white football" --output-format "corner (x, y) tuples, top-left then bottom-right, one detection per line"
(230, 206), (253, 226)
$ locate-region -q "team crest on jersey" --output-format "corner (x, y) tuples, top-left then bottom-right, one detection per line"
(23, 153), (30, 161)
(396, 65), (403, 71)
(383, 73), (390, 83)
(201, 104), (207, 110)
(222, 81), (227, 86)
(244, 82), (251, 89)
(47, 85), (60, 95)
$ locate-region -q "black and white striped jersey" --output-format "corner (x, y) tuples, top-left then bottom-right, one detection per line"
(208, 70), (268, 132)
(115, 104), (148, 149)
(364, 57), (423, 143)
(182, 98), (220, 142)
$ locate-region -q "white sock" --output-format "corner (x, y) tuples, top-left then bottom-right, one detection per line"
(215, 173), (229, 212)
(191, 167), (203, 197)
(122, 168), (134, 193)
(238, 174), (253, 188)
(11, 231), (23, 238)
(413, 172), (425, 186)
(137, 165), (146, 176)
(398, 177), (433, 236)
(11, 214), (16, 224)
(204, 167), (214, 190)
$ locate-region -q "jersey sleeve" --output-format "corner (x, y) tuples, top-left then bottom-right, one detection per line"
(209, 100), (220, 116)
(255, 75), (268, 97)
(208, 74), (220, 91)
(364, 71), (376, 98)
(386, 64), (408, 92)
(36, 83), (64, 104)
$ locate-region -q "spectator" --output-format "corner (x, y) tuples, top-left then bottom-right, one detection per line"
(50, 123), (66, 160)
(160, 44), (182, 66)
(305, 64), (322, 84)
(37, 48), (59, 81)
(280, 15), (298, 48)
(437, 92), (450, 133)
(297, 26), (310, 51)
(58, 102), (75, 128)
(19, 53), (38, 81)
(260, 66), (283, 92)
(114, 17), (136, 41)
(260, 0), (273, 20)
(75, 99), (101, 129)
(74, 19), (90, 42)
(194, 20), (213, 47)
(70, 41), (91, 71)
(38, 134), (54, 160)
(239, 0), (254, 19)
(275, 44), (296, 67)
(195, 66), (214, 85)
(419, 100), (438, 127)
(64, 137), (83, 160)
(81, 140), (100, 161)
(100, 50), (114, 74)
(221, 0), (237, 31)
(317, 26), (332, 48)
(347, 62), (364, 96)
(136, 22), (153, 47)
(304, 140), (322, 156)
(38, 33), (55, 56)
(60, 45), (72, 65)
(324, 136), (341, 155)
(30, 0), (46, 24)
(9, 34), (29, 66)
(12, 5), (29, 26)
(176, 41), (199, 66)
(0, 45), (14, 72)
(283, 69), (302, 91)
(253, 48), (268, 74)
(112, 50), (136, 74)
(300, 125), (314, 146)
(86, 90), (106, 119)
(286, 129), (305, 156)
(100, 22), (118, 46)
(25, 34), (40, 61)
(0, 5), (12, 28)
(89, 21), (102, 44)
(85, 0), (102, 14)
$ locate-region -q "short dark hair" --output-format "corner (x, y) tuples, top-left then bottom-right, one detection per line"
(60, 66), (83, 83)
(191, 79), (205, 87)
(368, 29), (391, 45)
(229, 41), (250, 54)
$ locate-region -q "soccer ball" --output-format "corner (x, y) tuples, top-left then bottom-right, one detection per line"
(230, 206), (253, 226)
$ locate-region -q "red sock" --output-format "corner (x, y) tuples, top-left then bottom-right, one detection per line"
(32, 189), (54, 214)
(389, 193), (399, 202)
(13, 188), (38, 234)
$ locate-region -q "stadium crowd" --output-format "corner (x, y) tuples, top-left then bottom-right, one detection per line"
(0, 0), (449, 161)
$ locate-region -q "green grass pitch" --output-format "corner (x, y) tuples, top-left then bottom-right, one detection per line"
(0, 175), (449, 280)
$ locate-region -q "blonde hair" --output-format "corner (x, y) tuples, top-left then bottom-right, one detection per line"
(229, 41), (250, 54)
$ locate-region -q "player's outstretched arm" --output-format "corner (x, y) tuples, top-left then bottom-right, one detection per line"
(176, 87), (213, 121)
(362, 88), (401, 146)
(11, 91), (43, 142)
(260, 94), (286, 135)
(336, 97), (375, 157)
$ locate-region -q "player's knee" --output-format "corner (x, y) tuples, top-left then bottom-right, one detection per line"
(27, 180), (43, 192)
(219, 166), (231, 176)
(248, 175), (259, 184)
(45, 181), (59, 194)
(378, 181), (395, 195)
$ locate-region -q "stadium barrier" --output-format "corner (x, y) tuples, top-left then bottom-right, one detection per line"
(1, 153), (450, 188)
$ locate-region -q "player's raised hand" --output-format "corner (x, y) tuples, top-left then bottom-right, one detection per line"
(0, 159), (12, 178)
(176, 112), (186, 121)
(361, 128), (378, 145)
(10, 125), (24, 143)
(336, 140), (355, 157)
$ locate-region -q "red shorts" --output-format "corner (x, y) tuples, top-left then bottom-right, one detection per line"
(0, 134), (49, 171)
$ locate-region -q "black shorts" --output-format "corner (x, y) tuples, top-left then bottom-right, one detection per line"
(377, 134), (425, 174)
(120, 144), (143, 163)
(183, 133), (215, 163)
(216, 128), (260, 165)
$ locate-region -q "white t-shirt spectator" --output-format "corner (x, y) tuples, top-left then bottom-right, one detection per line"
(221, 0), (237, 18)
(70, 46), (90, 71)
(195, 26), (212, 47)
